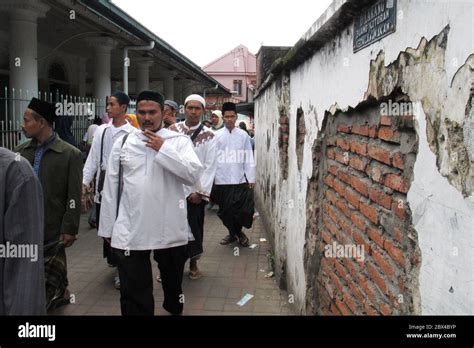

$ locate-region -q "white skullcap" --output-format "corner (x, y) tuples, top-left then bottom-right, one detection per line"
(185, 94), (206, 108)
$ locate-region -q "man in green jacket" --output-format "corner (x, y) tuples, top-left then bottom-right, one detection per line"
(15, 97), (83, 312)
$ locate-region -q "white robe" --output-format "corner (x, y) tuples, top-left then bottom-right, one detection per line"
(214, 127), (256, 185)
(169, 122), (218, 200)
(98, 128), (203, 251)
(82, 121), (135, 203)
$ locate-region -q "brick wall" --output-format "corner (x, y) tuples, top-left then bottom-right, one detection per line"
(306, 98), (422, 315)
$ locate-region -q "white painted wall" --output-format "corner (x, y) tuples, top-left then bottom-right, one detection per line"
(255, 0), (474, 314)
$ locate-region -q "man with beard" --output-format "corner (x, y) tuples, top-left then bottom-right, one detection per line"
(169, 94), (217, 280)
(98, 91), (203, 315)
(15, 97), (83, 312)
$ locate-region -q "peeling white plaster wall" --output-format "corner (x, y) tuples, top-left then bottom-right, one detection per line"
(255, 0), (474, 314)
(409, 107), (474, 315)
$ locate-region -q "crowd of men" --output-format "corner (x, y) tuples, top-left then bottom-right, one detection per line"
(0, 90), (256, 316)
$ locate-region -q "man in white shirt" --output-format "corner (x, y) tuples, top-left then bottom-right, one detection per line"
(82, 91), (135, 289)
(98, 91), (203, 316)
(212, 102), (256, 247)
(169, 94), (217, 280)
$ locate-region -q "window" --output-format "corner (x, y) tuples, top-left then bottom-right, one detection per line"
(233, 80), (242, 96)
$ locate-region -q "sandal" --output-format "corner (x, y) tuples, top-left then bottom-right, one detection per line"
(238, 232), (250, 247)
(189, 269), (202, 280)
(220, 235), (238, 245)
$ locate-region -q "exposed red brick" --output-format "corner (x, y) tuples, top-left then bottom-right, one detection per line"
(329, 302), (341, 315)
(359, 274), (377, 305)
(351, 176), (369, 197)
(368, 144), (392, 165)
(327, 205), (340, 226)
(380, 303), (392, 316)
(327, 149), (335, 160)
(352, 124), (369, 136)
(337, 124), (350, 133)
(328, 164), (338, 176)
(322, 229), (332, 244)
(350, 141), (367, 156)
(368, 126), (378, 138)
(392, 199), (407, 221)
(360, 201), (378, 224)
(385, 174), (409, 193)
(352, 229), (371, 256)
(328, 269), (344, 295)
(393, 152), (404, 170)
(378, 127), (401, 143)
(336, 199), (351, 218)
(380, 115), (392, 126)
(369, 187), (393, 210)
(384, 240), (405, 267)
(335, 151), (349, 165)
(367, 263), (388, 294)
(342, 289), (359, 314)
(326, 189), (338, 205)
(364, 302), (379, 316)
(281, 134), (289, 143)
(335, 297), (352, 315)
(367, 227), (385, 249)
(366, 165), (384, 184)
(372, 247), (394, 279)
(344, 187), (361, 209)
(349, 156), (367, 172)
(346, 277), (365, 304)
(394, 226), (403, 244)
(332, 178), (346, 197)
(350, 211), (366, 231)
(337, 138), (351, 151)
(334, 260), (349, 279)
(337, 169), (352, 185)
(280, 124), (289, 133)
(323, 213), (338, 236)
(342, 257), (359, 278)
(325, 174), (335, 188)
(339, 217), (353, 237)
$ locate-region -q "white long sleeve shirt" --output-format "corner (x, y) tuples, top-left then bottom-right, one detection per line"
(169, 122), (217, 200)
(98, 128), (204, 251)
(82, 120), (135, 202)
(214, 127), (256, 185)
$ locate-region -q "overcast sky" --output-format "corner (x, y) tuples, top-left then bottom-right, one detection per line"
(113, 0), (333, 67)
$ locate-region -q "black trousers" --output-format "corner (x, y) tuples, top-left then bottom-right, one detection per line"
(96, 203), (118, 266)
(113, 245), (188, 316)
(211, 184), (255, 237)
(187, 200), (206, 260)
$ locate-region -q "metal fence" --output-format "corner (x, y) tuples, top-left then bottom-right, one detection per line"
(0, 87), (106, 150)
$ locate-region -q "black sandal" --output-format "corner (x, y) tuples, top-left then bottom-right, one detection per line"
(220, 235), (238, 245)
(238, 233), (250, 247)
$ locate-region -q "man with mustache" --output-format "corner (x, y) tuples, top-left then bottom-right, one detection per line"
(98, 90), (203, 315)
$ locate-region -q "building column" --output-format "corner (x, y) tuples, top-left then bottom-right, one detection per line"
(135, 59), (154, 94)
(163, 71), (177, 100)
(0, 0), (50, 99)
(88, 37), (117, 103)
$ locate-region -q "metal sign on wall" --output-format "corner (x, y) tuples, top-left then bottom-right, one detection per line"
(353, 0), (397, 53)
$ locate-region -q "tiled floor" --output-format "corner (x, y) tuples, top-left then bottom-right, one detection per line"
(51, 207), (296, 316)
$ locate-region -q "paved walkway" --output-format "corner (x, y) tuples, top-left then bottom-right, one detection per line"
(51, 207), (295, 315)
